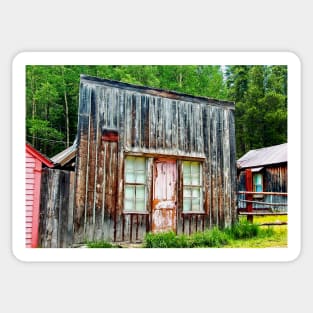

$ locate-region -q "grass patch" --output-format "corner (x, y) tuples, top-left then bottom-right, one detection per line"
(86, 240), (120, 248)
(143, 219), (287, 248)
(223, 226), (287, 248)
(85, 217), (288, 248)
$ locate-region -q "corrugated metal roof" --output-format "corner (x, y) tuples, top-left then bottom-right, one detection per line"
(51, 144), (77, 166)
(237, 143), (287, 169)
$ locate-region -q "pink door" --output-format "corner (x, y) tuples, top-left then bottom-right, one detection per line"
(152, 159), (177, 233)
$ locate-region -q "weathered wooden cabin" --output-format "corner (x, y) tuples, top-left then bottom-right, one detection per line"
(73, 75), (237, 243)
(25, 143), (54, 247)
(237, 143), (288, 211)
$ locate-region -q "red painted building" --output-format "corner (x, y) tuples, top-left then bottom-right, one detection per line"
(25, 143), (54, 247)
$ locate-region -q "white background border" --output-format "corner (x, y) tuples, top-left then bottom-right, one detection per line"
(12, 51), (301, 262)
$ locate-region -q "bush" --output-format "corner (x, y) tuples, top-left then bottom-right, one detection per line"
(189, 228), (229, 248)
(144, 231), (178, 248)
(227, 220), (259, 239)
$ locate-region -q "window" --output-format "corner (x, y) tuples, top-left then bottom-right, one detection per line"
(124, 156), (146, 212)
(182, 161), (203, 212)
(253, 173), (263, 192)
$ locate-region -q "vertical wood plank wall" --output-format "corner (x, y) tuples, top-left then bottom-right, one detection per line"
(39, 169), (75, 248)
(237, 165), (288, 211)
(73, 77), (237, 244)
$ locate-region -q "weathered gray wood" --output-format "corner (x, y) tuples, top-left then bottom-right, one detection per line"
(239, 212), (287, 216)
(39, 169), (75, 248)
(72, 76), (237, 243)
(239, 199), (288, 206)
(238, 191), (288, 196)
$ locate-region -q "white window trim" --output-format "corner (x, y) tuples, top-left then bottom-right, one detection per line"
(182, 161), (204, 213)
(124, 156), (148, 213)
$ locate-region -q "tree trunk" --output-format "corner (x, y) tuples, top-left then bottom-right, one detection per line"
(30, 68), (36, 146)
(61, 66), (70, 148)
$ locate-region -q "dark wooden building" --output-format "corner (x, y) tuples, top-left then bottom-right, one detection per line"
(73, 75), (237, 243)
(237, 143), (288, 211)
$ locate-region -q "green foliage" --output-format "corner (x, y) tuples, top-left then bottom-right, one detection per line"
(26, 64), (287, 158)
(143, 220), (273, 248)
(226, 220), (259, 240)
(144, 231), (178, 248)
(188, 228), (229, 248)
(226, 65), (287, 157)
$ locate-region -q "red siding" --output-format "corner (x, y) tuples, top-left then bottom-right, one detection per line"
(25, 151), (42, 248)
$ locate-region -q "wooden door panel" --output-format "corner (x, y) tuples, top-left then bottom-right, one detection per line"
(152, 159), (177, 233)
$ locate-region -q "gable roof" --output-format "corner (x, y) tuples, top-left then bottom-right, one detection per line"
(26, 142), (54, 168)
(237, 143), (287, 169)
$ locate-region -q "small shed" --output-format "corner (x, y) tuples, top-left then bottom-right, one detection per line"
(25, 143), (54, 247)
(72, 75), (237, 243)
(237, 143), (288, 211)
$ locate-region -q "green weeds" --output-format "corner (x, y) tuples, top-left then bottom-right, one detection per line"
(143, 220), (284, 248)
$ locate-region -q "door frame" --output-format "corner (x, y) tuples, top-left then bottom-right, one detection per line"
(151, 158), (178, 233)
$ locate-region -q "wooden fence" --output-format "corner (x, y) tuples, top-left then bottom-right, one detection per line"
(237, 191), (288, 224)
(39, 169), (75, 248)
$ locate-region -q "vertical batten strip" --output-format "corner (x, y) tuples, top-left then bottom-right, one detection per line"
(83, 86), (92, 237)
(229, 109), (237, 224)
(92, 87), (100, 227)
(101, 142), (107, 239)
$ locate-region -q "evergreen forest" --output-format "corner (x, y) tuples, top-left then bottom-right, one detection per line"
(26, 65), (287, 158)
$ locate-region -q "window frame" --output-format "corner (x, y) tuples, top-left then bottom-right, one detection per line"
(253, 173), (263, 198)
(182, 160), (204, 213)
(124, 156), (148, 213)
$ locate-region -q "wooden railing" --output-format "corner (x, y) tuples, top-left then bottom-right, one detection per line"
(237, 191), (288, 224)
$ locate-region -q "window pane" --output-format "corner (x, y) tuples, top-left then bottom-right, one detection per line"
(125, 157), (135, 171)
(191, 162), (200, 174)
(253, 174), (262, 185)
(183, 199), (191, 211)
(135, 157), (145, 171)
(125, 186), (135, 200)
(125, 171), (136, 183)
(191, 173), (200, 185)
(183, 161), (190, 175)
(184, 188), (191, 198)
(192, 198), (200, 211)
(136, 171), (145, 183)
(256, 185), (262, 192)
(136, 199), (145, 211)
(124, 199), (134, 211)
(192, 188), (200, 198)
(136, 186), (145, 200)
(184, 175), (191, 185)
